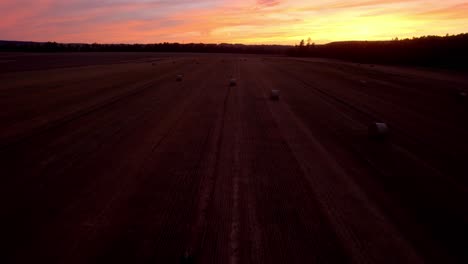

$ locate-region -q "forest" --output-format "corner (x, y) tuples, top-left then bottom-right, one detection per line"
(288, 34), (468, 69)
(2, 33), (467, 68)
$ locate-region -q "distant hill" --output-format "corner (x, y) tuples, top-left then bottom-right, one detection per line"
(288, 34), (468, 69)
(0, 40), (41, 45)
(3, 35), (467, 69)
(0, 40), (292, 54)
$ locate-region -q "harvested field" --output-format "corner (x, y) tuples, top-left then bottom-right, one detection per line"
(1, 53), (467, 263)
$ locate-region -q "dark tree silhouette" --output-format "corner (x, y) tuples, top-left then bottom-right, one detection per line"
(0, 41), (290, 55)
(299, 39), (305, 47)
(287, 33), (468, 69)
(1, 33), (468, 69)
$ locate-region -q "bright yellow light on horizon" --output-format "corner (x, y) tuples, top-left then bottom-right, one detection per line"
(194, 1), (467, 45)
(208, 15), (421, 44)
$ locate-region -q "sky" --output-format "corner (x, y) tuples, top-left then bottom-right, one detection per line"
(1, 0), (467, 45)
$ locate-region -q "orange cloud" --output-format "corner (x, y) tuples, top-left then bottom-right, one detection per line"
(0, 0), (467, 44)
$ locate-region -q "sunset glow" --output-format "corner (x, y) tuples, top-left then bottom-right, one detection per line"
(1, 0), (467, 44)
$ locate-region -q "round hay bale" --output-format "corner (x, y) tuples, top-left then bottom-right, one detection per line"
(229, 78), (237, 86)
(270, 89), (280, 100)
(368, 122), (389, 139)
(455, 90), (467, 103)
(176, 75), (183, 82)
(458, 90), (467, 100)
(180, 251), (194, 264)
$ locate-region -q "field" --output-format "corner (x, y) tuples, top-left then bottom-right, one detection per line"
(1, 53), (467, 263)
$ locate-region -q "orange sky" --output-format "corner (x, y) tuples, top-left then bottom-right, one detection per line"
(1, 0), (467, 44)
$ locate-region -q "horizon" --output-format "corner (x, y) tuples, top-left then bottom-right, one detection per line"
(3, 32), (468, 47)
(1, 1), (468, 45)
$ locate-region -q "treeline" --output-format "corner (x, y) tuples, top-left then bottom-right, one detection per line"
(0, 41), (290, 54)
(2, 34), (467, 68)
(287, 33), (468, 69)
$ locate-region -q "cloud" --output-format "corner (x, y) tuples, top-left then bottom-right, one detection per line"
(257, 0), (281, 7)
(0, 0), (467, 44)
(414, 2), (468, 19)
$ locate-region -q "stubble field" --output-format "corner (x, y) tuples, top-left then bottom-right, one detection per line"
(1, 52), (467, 263)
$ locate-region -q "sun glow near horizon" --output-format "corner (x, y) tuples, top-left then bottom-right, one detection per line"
(0, 0), (467, 45)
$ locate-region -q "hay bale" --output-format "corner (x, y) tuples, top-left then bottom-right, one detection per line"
(270, 89), (280, 100)
(368, 122), (389, 139)
(458, 91), (467, 99)
(229, 78), (237, 86)
(454, 90), (467, 103)
(176, 75), (183, 82)
(180, 251), (194, 264)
